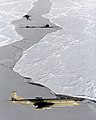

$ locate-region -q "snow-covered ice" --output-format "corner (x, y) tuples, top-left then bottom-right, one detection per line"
(13, 0), (96, 98)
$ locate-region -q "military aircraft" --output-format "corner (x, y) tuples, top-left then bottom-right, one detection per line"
(10, 91), (82, 110)
(10, 81), (96, 110)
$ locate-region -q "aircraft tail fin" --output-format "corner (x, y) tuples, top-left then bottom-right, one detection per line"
(11, 91), (24, 101)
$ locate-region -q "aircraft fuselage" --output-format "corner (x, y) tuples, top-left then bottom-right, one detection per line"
(11, 97), (79, 109)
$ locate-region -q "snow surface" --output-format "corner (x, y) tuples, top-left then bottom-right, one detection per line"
(14, 0), (96, 98)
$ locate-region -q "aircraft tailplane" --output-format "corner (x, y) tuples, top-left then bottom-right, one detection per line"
(11, 91), (24, 101)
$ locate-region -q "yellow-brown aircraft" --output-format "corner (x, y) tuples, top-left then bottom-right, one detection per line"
(10, 91), (96, 110)
(11, 91), (83, 110)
